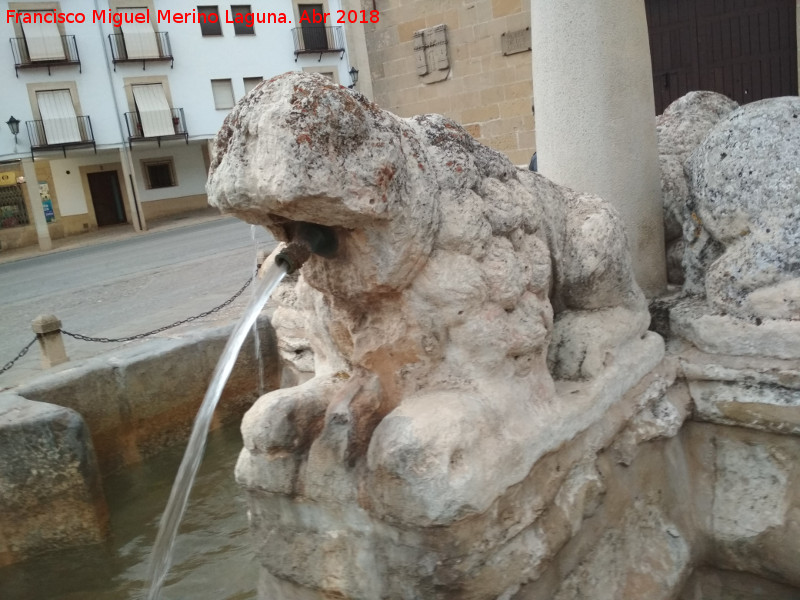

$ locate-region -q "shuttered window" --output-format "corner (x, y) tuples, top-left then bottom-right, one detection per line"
(243, 76), (262, 94)
(20, 11), (66, 61)
(198, 6), (223, 36)
(37, 90), (81, 144)
(132, 84), (174, 137)
(118, 8), (160, 59)
(211, 79), (235, 109)
(230, 5), (254, 35)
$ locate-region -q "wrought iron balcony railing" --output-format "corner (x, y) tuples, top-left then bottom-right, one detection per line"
(108, 31), (173, 70)
(124, 108), (188, 147)
(26, 116), (96, 159)
(292, 26), (345, 61)
(9, 35), (81, 76)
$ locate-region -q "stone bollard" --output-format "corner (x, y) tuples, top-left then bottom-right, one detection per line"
(32, 314), (68, 368)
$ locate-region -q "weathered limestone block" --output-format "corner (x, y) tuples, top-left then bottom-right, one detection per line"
(656, 91), (738, 284)
(0, 393), (108, 567)
(687, 424), (800, 588)
(666, 284), (800, 592)
(680, 568), (800, 600)
(14, 320), (278, 474)
(671, 298), (800, 360)
(611, 376), (690, 466)
(516, 418), (703, 600)
(552, 500), (692, 600)
(207, 72), (658, 598)
(677, 336), (800, 437)
(684, 96), (800, 317)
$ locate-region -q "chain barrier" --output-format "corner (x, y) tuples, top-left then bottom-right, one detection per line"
(62, 278), (253, 344)
(1, 338), (37, 376)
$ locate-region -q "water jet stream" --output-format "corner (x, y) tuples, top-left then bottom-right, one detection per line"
(251, 225), (266, 397)
(145, 259), (287, 600)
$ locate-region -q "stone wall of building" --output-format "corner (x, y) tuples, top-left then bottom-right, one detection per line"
(363, 0), (535, 165)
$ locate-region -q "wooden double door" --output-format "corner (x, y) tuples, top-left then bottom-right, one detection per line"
(646, 0), (798, 113)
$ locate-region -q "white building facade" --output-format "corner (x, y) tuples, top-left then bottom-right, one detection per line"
(0, 0), (356, 250)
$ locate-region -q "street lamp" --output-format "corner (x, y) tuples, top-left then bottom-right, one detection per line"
(348, 67), (359, 89)
(6, 116), (20, 143)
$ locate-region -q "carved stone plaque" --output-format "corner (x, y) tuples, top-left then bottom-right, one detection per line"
(501, 27), (531, 56)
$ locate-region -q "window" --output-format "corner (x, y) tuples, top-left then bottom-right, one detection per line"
(298, 4), (327, 50)
(19, 10), (65, 61)
(131, 84), (174, 137)
(117, 7), (160, 59)
(36, 89), (81, 144)
(142, 159), (176, 189)
(0, 184), (30, 230)
(211, 79), (235, 109)
(301, 66), (338, 84)
(243, 76), (262, 94)
(198, 5), (222, 36)
(230, 5), (254, 35)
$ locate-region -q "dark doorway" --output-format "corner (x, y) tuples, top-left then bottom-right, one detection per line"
(87, 171), (126, 227)
(299, 4), (328, 50)
(646, 0), (798, 113)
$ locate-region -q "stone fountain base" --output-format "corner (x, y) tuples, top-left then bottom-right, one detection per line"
(198, 76), (800, 599)
(241, 307), (800, 599)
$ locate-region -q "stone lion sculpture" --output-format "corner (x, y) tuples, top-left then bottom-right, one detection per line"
(658, 93), (800, 321)
(206, 71), (648, 534)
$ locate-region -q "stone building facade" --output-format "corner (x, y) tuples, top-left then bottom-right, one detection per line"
(360, 0), (536, 166)
(354, 0), (800, 169)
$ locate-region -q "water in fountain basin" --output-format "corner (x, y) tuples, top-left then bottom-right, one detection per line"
(0, 421), (256, 600)
(146, 260), (287, 600)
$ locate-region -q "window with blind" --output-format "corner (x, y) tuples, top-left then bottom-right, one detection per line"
(118, 7), (159, 58)
(20, 10), (66, 61)
(243, 76), (263, 94)
(36, 89), (81, 144)
(132, 84), (174, 137)
(211, 79), (235, 109)
(230, 5), (254, 35)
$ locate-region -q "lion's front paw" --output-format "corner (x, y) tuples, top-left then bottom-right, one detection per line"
(548, 306), (650, 380)
(235, 375), (343, 493)
(364, 389), (539, 525)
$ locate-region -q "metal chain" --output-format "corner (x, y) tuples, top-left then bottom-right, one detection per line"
(62, 278), (253, 344)
(1, 338), (37, 375)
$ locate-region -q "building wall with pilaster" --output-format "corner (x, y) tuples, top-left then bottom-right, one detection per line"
(362, 0), (535, 166)
(0, 0), (355, 249)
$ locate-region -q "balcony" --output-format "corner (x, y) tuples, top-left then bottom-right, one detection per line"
(108, 32), (173, 70)
(125, 108), (188, 148)
(292, 26), (345, 61)
(26, 116), (96, 160)
(9, 35), (81, 77)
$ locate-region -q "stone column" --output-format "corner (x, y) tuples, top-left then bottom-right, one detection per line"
(118, 147), (147, 232)
(530, 0), (666, 296)
(21, 159), (52, 251)
(340, 0), (375, 100)
(32, 314), (68, 368)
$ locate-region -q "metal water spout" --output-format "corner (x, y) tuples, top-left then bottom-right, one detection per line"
(274, 222), (338, 274)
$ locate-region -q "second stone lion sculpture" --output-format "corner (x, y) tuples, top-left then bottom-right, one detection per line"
(206, 72), (651, 594)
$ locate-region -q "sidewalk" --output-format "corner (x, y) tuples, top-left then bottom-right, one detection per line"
(0, 207), (228, 266)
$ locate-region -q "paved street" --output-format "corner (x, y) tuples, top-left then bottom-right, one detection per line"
(0, 217), (277, 390)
